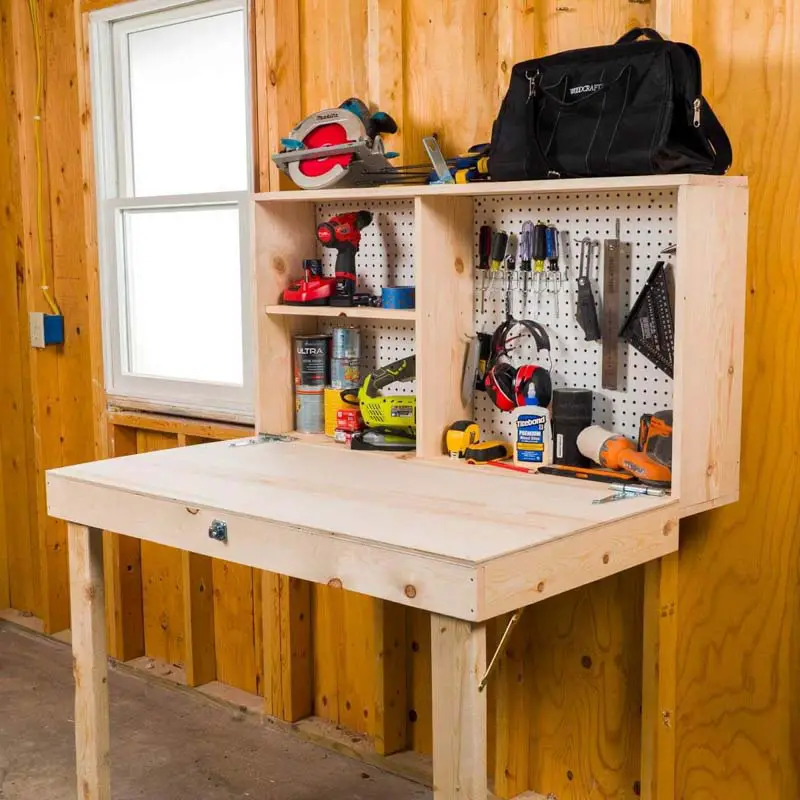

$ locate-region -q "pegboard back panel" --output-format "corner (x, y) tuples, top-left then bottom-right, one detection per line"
(316, 200), (415, 295)
(313, 200), (417, 394)
(474, 190), (676, 441)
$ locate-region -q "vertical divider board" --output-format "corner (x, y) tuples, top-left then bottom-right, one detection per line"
(416, 196), (475, 458)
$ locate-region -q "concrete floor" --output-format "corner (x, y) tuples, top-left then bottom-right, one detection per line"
(0, 623), (429, 799)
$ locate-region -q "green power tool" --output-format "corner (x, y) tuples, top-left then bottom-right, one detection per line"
(342, 356), (416, 451)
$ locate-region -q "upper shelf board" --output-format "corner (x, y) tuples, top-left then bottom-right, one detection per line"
(265, 305), (415, 322)
(253, 174), (747, 204)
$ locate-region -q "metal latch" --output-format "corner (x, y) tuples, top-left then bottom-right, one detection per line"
(208, 519), (228, 543)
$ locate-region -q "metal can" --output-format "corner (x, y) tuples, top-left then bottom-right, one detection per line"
(331, 328), (360, 389)
(295, 386), (325, 434)
(331, 358), (360, 390)
(331, 327), (360, 359)
(294, 335), (330, 387)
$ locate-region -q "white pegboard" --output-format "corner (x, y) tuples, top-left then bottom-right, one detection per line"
(316, 200), (415, 294)
(309, 192), (675, 433)
(474, 190), (676, 441)
(315, 200), (416, 394)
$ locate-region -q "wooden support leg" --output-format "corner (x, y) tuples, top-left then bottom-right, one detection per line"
(68, 523), (111, 800)
(641, 551), (679, 800)
(431, 613), (487, 800)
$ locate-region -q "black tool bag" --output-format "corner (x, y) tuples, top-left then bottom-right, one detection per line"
(488, 28), (732, 181)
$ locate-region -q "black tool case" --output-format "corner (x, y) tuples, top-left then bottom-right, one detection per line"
(488, 27), (732, 181)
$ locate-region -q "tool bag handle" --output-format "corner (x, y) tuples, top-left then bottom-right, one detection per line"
(615, 27), (665, 44)
(697, 97), (734, 173)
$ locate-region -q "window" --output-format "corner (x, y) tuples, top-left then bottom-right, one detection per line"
(90, 0), (252, 419)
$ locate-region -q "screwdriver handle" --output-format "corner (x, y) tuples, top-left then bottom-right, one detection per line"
(490, 231), (508, 271)
(532, 222), (547, 261)
(479, 225), (492, 271)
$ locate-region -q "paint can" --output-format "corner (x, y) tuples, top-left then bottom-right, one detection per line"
(295, 386), (325, 434)
(294, 334), (330, 387)
(332, 327), (360, 359)
(331, 327), (361, 390)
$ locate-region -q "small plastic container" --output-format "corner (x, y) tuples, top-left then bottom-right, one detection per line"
(512, 398), (553, 469)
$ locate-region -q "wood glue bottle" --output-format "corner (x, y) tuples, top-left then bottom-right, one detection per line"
(512, 393), (553, 469)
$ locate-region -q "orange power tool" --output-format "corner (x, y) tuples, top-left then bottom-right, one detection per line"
(577, 411), (673, 487)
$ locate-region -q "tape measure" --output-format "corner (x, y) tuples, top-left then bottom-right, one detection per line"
(446, 420), (480, 459)
(465, 441), (513, 465)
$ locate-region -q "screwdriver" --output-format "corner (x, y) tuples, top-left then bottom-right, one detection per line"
(532, 222), (547, 308)
(545, 225), (560, 318)
(478, 225), (492, 315)
(504, 232), (517, 319)
(489, 230), (508, 301)
(559, 229), (571, 315)
(519, 221), (534, 316)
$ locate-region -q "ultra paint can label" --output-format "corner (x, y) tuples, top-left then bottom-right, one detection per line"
(294, 335), (331, 386)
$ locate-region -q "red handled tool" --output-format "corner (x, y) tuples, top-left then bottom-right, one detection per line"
(316, 211), (373, 307)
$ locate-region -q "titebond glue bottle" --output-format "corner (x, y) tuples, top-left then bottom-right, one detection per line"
(513, 394), (553, 469)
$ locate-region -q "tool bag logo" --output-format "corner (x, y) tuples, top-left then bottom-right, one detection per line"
(488, 27), (732, 180)
(569, 82), (605, 96)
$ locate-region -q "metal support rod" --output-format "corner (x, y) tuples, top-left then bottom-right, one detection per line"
(478, 607), (525, 692)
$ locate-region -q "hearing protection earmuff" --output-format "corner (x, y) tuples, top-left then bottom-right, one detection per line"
(483, 319), (552, 412)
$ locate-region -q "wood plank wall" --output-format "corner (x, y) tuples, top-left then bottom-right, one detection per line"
(0, 0), (798, 797)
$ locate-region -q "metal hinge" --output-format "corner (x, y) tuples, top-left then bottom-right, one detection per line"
(229, 433), (297, 447)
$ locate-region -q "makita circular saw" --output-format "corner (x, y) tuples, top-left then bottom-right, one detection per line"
(272, 98), (400, 190)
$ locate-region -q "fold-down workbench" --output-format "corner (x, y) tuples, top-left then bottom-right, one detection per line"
(48, 173), (747, 800)
(49, 437), (677, 799)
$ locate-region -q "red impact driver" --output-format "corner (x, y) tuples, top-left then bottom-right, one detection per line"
(316, 211), (373, 307)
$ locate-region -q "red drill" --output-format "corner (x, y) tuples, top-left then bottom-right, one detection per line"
(316, 211), (373, 307)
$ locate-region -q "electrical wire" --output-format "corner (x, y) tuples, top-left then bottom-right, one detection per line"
(27, 0), (61, 316)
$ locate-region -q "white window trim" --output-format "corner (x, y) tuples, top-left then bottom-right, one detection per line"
(90, 0), (255, 422)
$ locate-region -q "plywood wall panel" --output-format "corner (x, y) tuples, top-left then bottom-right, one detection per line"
(0, 6), (37, 615)
(402, 0), (498, 165)
(674, 3), (800, 797)
(212, 560), (260, 694)
(299, 0), (368, 116)
(489, 571), (645, 798)
(136, 431), (187, 665)
(532, 0), (653, 55)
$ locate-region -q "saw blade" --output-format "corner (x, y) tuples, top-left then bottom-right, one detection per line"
(298, 123), (354, 179)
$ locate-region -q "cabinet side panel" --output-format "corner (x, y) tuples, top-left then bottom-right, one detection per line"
(673, 185), (748, 513)
(253, 201), (317, 433)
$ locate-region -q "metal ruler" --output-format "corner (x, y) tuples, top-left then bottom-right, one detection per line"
(601, 220), (622, 390)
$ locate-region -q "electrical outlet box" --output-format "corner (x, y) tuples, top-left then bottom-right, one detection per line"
(30, 312), (65, 349)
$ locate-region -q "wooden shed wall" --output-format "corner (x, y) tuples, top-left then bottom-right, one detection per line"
(1, 0), (798, 797)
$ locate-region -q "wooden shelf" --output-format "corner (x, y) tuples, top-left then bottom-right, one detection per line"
(253, 174), (746, 204)
(265, 305), (415, 322)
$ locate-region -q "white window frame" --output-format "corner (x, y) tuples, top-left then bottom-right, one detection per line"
(90, 0), (254, 422)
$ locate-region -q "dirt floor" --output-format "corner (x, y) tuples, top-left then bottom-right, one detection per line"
(0, 622), (429, 799)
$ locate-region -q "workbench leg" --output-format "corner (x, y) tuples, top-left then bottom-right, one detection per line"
(431, 614), (487, 800)
(641, 551), (678, 800)
(69, 523), (111, 800)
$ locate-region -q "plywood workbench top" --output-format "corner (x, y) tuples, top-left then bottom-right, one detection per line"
(47, 438), (677, 621)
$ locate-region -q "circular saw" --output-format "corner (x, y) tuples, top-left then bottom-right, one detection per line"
(272, 98), (400, 190)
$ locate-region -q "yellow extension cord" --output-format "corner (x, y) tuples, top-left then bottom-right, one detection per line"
(27, 0), (61, 317)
